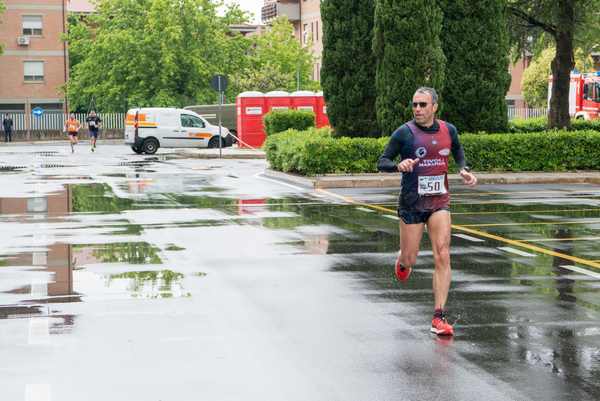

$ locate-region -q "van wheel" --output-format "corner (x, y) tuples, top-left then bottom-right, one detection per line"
(143, 138), (159, 154)
(131, 145), (143, 154)
(208, 137), (224, 148)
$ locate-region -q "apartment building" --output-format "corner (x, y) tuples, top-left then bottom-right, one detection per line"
(262, 0), (323, 81)
(0, 0), (69, 114)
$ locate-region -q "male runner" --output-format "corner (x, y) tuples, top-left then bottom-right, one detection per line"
(377, 87), (477, 336)
(86, 111), (102, 152)
(64, 113), (81, 153)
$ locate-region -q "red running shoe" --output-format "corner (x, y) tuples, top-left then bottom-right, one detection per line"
(394, 254), (412, 282)
(431, 315), (454, 336)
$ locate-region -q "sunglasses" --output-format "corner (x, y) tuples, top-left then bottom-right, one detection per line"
(412, 102), (429, 108)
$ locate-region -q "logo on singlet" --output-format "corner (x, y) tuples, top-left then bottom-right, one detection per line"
(438, 148), (450, 156)
(415, 147), (427, 158)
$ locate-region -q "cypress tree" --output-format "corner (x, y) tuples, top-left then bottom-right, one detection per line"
(373, 0), (446, 135)
(321, 0), (378, 137)
(440, 0), (511, 132)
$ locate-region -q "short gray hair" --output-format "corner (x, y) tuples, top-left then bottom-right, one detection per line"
(414, 87), (438, 104)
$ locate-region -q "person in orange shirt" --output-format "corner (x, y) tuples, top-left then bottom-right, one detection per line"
(64, 113), (81, 153)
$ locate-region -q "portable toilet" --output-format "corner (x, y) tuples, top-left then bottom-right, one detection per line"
(236, 91), (265, 148)
(291, 91), (317, 124)
(315, 92), (330, 128)
(264, 91), (291, 113)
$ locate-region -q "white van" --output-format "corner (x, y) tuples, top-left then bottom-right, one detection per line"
(124, 107), (232, 154)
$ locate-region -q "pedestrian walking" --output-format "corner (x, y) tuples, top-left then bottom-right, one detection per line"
(64, 113), (81, 153)
(85, 111), (102, 152)
(2, 114), (13, 143)
(377, 87), (478, 336)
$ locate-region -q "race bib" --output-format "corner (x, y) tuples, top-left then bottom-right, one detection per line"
(418, 175), (447, 196)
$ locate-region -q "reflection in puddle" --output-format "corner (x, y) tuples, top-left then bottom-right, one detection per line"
(106, 270), (191, 299)
(0, 304), (44, 319)
(74, 242), (162, 265)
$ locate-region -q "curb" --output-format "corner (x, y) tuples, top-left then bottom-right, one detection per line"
(264, 169), (600, 189)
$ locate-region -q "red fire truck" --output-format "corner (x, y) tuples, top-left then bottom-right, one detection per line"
(549, 71), (600, 120)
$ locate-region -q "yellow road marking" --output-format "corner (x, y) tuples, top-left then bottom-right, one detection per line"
(316, 188), (600, 271)
(461, 219), (600, 227)
(521, 236), (600, 242)
(452, 208), (600, 216)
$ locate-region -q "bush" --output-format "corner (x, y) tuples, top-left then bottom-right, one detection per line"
(263, 110), (315, 136)
(265, 128), (600, 175)
(509, 117), (600, 133)
(460, 130), (600, 171)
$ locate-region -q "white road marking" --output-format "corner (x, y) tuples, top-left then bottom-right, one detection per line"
(25, 383), (51, 401)
(28, 277), (49, 345)
(254, 173), (307, 192)
(498, 246), (536, 258)
(559, 265), (600, 279)
(383, 214), (400, 220)
(28, 317), (50, 345)
(355, 207), (375, 213)
(453, 233), (485, 242)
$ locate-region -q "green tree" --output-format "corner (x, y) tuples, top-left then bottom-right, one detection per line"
(508, 0), (600, 129)
(321, 0), (378, 137)
(233, 17), (316, 93)
(65, 14), (94, 71)
(522, 47), (592, 107)
(373, 0), (446, 135)
(66, 0), (249, 112)
(439, 0), (511, 133)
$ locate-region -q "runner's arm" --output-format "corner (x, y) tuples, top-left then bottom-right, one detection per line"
(377, 127), (411, 173)
(448, 124), (467, 170)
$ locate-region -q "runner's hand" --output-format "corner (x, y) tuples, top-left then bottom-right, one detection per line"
(397, 158), (420, 173)
(460, 169), (477, 186)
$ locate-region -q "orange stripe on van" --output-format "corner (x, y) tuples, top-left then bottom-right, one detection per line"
(188, 133), (212, 139)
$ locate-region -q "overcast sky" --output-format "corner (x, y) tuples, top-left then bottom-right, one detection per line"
(229, 0), (264, 24)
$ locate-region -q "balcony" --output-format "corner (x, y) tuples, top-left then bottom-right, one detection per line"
(261, 0), (300, 23)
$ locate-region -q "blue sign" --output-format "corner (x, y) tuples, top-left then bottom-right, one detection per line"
(32, 107), (44, 117)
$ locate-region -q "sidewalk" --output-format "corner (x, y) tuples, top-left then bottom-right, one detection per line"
(264, 169), (600, 189)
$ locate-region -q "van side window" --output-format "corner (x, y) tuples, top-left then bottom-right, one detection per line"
(595, 82), (600, 102)
(181, 114), (205, 128)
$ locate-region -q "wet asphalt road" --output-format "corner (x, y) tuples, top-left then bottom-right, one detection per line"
(1, 143), (600, 401)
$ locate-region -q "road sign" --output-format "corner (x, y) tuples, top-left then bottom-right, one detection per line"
(210, 75), (228, 92)
(32, 107), (44, 117)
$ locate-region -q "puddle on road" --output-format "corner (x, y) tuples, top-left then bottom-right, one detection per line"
(0, 241), (193, 317)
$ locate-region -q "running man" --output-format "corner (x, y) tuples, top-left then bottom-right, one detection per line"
(377, 87), (477, 336)
(64, 113), (81, 153)
(86, 111), (102, 152)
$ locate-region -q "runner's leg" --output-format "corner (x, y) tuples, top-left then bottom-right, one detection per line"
(426, 210), (452, 309)
(399, 220), (425, 269)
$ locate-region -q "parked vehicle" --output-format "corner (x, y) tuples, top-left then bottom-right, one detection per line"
(548, 71), (600, 120)
(125, 107), (232, 154)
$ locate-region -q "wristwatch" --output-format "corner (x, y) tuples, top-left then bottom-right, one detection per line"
(461, 166), (471, 173)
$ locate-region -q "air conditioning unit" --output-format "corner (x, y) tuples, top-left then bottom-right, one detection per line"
(17, 36), (30, 46)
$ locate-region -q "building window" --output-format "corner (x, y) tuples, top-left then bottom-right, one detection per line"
(316, 21), (319, 42)
(303, 23), (309, 44)
(24, 61), (44, 82)
(22, 15), (43, 36)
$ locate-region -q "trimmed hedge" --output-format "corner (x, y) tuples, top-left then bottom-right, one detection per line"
(265, 128), (600, 175)
(263, 109), (315, 136)
(508, 117), (600, 133)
